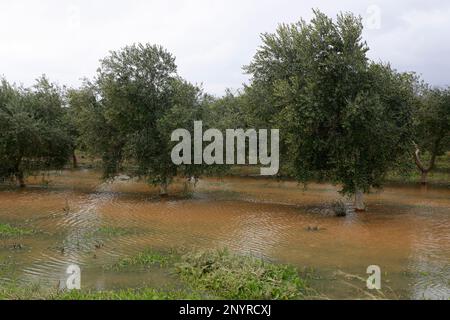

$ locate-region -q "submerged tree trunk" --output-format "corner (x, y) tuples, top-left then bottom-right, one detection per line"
(72, 150), (78, 169)
(14, 157), (25, 188)
(413, 142), (438, 186)
(354, 189), (366, 212)
(420, 170), (429, 185)
(183, 176), (199, 193)
(16, 170), (25, 188)
(159, 181), (169, 197)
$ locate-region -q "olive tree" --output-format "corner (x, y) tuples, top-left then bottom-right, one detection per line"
(413, 88), (450, 184)
(245, 11), (416, 210)
(0, 77), (73, 187)
(73, 43), (205, 195)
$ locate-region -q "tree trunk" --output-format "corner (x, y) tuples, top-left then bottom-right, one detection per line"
(413, 143), (438, 186)
(72, 151), (78, 169)
(159, 181), (168, 197)
(14, 157), (25, 188)
(354, 190), (366, 211)
(420, 170), (428, 185)
(16, 170), (25, 188)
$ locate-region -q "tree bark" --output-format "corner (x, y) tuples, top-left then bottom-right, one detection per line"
(159, 181), (168, 197)
(14, 157), (25, 188)
(16, 170), (25, 188)
(354, 189), (366, 211)
(72, 150), (78, 169)
(413, 139), (441, 186)
(420, 170), (428, 185)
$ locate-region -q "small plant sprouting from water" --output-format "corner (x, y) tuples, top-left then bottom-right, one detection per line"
(0, 223), (34, 238)
(0, 258), (17, 275)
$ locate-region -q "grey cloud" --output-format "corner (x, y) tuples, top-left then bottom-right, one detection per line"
(0, 0), (448, 95)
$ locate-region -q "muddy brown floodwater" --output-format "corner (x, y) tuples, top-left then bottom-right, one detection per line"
(0, 170), (449, 299)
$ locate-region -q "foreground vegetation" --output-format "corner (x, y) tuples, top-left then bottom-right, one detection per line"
(0, 248), (310, 300)
(0, 223), (34, 238)
(176, 249), (307, 300)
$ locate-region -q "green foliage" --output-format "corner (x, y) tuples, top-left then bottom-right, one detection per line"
(387, 152), (450, 187)
(0, 13), (446, 197)
(0, 282), (46, 300)
(0, 77), (74, 186)
(196, 90), (250, 177)
(0, 282), (201, 300)
(413, 87), (450, 173)
(0, 223), (33, 238)
(71, 44), (206, 189)
(156, 79), (211, 180)
(244, 10), (418, 196)
(175, 249), (307, 300)
(52, 288), (201, 300)
(1, 248), (311, 300)
(415, 88), (450, 154)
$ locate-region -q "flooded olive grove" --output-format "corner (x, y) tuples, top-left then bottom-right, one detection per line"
(1, 8), (449, 301)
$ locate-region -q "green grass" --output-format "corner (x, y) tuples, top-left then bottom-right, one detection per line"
(0, 258), (17, 276)
(52, 288), (202, 300)
(0, 278), (201, 300)
(0, 282), (48, 300)
(175, 249), (307, 300)
(0, 248), (310, 300)
(104, 249), (171, 271)
(0, 283), (201, 300)
(105, 248), (309, 300)
(0, 223), (33, 238)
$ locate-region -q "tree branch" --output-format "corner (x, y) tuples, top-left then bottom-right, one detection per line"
(413, 142), (426, 172)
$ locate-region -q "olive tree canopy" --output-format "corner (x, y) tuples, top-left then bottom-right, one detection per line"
(71, 43), (206, 194)
(245, 11), (417, 210)
(0, 77), (73, 187)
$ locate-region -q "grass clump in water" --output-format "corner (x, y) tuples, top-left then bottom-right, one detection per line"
(105, 249), (171, 271)
(175, 249), (307, 300)
(0, 223), (33, 238)
(0, 259), (17, 277)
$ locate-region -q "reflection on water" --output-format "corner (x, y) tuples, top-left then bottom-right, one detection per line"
(0, 170), (449, 299)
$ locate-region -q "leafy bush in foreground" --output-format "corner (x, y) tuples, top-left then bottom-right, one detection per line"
(175, 249), (307, 300)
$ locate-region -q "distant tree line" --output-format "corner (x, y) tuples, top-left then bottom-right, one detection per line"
(1, 10), (449, 209)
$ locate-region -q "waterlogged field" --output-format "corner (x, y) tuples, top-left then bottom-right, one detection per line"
(0, 170), (449, 300)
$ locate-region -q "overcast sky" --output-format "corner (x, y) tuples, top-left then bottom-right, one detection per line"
(0, 0), (449, 95)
